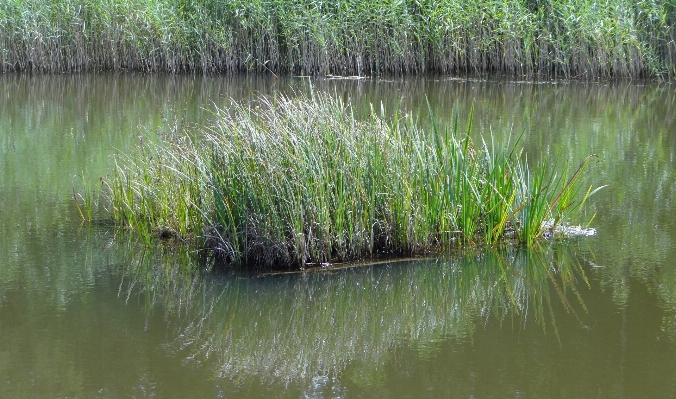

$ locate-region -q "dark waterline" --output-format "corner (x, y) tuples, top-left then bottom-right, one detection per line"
(1, 74), (675, 398)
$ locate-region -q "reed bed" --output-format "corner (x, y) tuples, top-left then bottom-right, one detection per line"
(109, 91), (600, 268)
(1, 0), (674, 78)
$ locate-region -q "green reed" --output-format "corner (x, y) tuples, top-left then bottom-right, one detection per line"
(109, 91), (600, 268)
(72, 173), (108, 222)
(1, 0), (673, 78)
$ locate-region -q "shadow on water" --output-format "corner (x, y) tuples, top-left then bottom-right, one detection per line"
(117, 241), (593, 387)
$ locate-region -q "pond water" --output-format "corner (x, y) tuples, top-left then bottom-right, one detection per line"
(1, 74), (675, 398)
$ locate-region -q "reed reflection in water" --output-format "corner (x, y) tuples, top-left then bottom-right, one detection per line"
(119, 242), (591, 386)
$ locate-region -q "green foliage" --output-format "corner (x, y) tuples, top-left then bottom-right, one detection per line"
(0, 0), (672, 77)
(109, 91), (600, 268)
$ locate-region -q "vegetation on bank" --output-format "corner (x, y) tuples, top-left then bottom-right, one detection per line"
(109, 92), (600, 268)
(1, 0), (674, 78)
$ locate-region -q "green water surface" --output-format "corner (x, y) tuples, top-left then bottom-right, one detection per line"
(1, 74), (675, 398)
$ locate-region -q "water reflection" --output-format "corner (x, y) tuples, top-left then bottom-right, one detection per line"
(120, 242), (592, 386)
(2, 74), (676, 396)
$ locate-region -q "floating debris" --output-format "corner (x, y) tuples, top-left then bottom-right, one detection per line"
(542, 220), (597, 238)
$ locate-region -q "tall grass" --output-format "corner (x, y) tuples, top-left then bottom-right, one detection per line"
(109, 91), (600, 268)
(1, 0), (673, 78)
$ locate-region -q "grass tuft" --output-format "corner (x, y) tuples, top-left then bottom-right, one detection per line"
(109, 91), (602, 268)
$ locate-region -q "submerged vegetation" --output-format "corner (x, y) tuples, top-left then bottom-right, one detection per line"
(1, 0), (674, 78)
(109, 91), (600, 268)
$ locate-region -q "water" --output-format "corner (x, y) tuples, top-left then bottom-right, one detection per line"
(1, 74), (675, 398)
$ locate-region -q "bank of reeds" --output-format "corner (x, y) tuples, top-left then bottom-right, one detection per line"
(1, 0), (674, 78)
(109, 91), (600, 268)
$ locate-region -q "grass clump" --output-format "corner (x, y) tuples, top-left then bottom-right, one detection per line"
(110, 91), (600, 269)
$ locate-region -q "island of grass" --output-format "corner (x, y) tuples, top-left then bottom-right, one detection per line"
(109, 91), (602, 269)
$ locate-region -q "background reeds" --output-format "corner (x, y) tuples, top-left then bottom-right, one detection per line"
(110, 91), (600, 268)
(0, 0), (674, 78)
